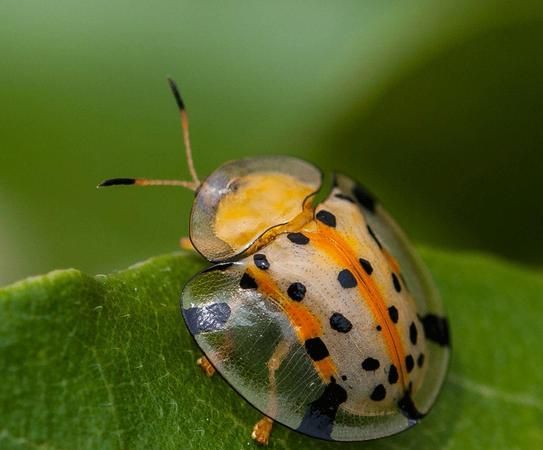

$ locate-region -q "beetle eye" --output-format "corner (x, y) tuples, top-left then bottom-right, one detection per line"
(226, 177), (241, 194)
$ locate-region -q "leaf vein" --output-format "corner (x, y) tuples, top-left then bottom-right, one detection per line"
(449, 372), (543, 411)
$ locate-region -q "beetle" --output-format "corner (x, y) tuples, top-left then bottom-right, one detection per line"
(100, 79), (450, 444)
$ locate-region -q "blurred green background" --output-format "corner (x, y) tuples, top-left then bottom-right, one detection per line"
(1, 1), (542, 286)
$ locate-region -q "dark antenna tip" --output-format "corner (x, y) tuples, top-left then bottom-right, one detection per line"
(166, 77), (185, 111)
(98, 178), (136, 188)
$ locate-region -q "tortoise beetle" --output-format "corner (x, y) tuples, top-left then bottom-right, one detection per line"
(100, 79), (450, 444)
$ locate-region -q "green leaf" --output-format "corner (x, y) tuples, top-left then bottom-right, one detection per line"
(1, 249), (542, 449)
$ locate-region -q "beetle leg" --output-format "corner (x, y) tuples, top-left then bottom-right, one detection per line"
(196, 356), (215, 377)
(179, 236), (195, 251)
(252, 416), (273, 446)
(251, 339), (291, 445)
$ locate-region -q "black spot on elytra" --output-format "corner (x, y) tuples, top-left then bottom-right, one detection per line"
(419, 314), (450, 347)
(417, 353), (425, 368)
(239, 272), (257, 289)
(361, 357), (380, 371)
(376, 325), (382, 331)
(370, 384), (386, 401)
(316, 210), (337, 227)
(341, 375), (348, 381)
(359, 258), (373, 275)
(253, 253), (270, 270)
(183, 303), (231, 335)
(392, 273), (402, 293)
(287, 282), (306, 301)
(297, 378), (348, 440)
(353, 183), (376, 212)
(287, 232), (309, 245)
(388, 306), (399, 323)
(305, 337), (330, 361)
(334, 193), (355, 203)
(367, 225), (383, 249)
(409, 322), (418, 345)
(405, 355), (415, 373)
(398, 391), (425, 424)
(338, 269), (357, 288)
(329, 312), (353, 333)
(388, 364), (399, 384)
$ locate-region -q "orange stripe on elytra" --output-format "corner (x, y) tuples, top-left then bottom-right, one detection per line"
(246, 266), (337, 382)
(305, 223), (408, 387)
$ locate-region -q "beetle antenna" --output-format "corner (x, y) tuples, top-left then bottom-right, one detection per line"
(167, 77), (200, 185)
(98, 178), (198, 189)
(98, 78), (201, 191)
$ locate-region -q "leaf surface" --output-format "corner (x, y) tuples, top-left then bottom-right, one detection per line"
(1, 249), (542, 449)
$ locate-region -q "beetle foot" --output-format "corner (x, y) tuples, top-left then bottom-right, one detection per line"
(251, 416), (273, 446)
(196, 356), (215, 377)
